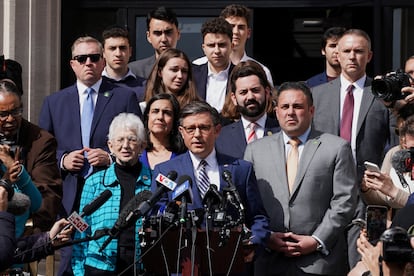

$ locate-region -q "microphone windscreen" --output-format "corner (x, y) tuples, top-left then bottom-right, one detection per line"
(116, 190), (152, 229)
(8, 192), (31, 216)
(392, 149), (411, 173)
(166, 170), (178, 181)
(202, 184), (223, 206)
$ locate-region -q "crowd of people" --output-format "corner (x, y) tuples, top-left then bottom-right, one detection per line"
(1, 3), (414, 276)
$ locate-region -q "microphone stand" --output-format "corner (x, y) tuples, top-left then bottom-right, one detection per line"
(189, 210), (198, 276)
(118, 222), (177, 276)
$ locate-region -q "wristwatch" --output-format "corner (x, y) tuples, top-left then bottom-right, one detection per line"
(316, 242), (323, 252)
(315, 241), (329, 256)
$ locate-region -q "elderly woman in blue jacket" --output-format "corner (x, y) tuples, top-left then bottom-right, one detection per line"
(72, 113), (152, 275)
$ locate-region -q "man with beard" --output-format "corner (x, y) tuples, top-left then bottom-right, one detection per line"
(216, 60), (280, 159)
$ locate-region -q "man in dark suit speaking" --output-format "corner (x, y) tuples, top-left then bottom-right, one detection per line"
(244, 82), (357, 275)
(39, 36), (141, 276)
(152, 101), (270, 275)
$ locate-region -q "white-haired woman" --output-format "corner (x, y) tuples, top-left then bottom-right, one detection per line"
(72, 113), (151, 275)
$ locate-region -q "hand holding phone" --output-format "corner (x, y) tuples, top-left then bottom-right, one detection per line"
(365, 205), (388, 245)
(364, 161), (381, 173)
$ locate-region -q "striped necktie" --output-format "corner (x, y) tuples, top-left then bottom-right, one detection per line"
(197, 159), (210, 198)
(247, 122), (257, 144)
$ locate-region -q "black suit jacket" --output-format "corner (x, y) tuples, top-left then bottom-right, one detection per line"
(192, 62), (235, 101)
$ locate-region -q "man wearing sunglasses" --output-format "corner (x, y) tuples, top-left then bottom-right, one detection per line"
(39, 36), (141, 276)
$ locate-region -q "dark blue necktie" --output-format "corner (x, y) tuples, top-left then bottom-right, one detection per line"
(81, 88), (95, 177)
(198, 159), (210, 198)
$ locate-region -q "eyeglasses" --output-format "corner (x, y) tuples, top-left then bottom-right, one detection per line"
(181, 125), (213, 135)
(113, 135), (139, 146)
(0, 107), (23, 121)
(72, 54), (102, 64)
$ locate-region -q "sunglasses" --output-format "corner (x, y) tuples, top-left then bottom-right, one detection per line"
(72, 54), (102, 64)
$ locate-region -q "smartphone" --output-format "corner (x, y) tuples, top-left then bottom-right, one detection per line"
(365, 205), (388, 245)
(364, 161), (381, 173)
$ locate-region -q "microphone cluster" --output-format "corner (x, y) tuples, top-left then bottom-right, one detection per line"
(139, 170), (245, 248)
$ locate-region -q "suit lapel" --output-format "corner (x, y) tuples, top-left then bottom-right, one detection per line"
(91, 81), (114, 136)
(234, 121), (247, 153)
(356, 78), (374, 136)
(331, 79), (342, 133)
(292, 129), (322, 195)
(68, 85), (82, 143)
(272, 133), (291, 198)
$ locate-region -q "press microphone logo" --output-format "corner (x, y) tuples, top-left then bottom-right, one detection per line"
(156, 173), (177, 190)
(67, 212), (89, 232)
(172, 179), (193, 203)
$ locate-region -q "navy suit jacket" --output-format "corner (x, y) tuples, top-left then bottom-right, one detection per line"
(39, 79), (142, 215)
(306, 71), (328, 88)
(152, 151), (270, 246)
(215, 117), (280, 159)
(192, 63), (235, 101)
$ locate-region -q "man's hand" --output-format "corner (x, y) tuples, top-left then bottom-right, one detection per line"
(267, 232), (318, 257)
(62, 149), (86, 171)
(85, 148), (111, 167)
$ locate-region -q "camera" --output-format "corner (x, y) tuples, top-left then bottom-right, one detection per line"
(380, 226), (414, 263)
(371, 69), (411, 102)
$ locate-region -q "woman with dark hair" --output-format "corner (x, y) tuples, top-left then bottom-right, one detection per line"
(140, 93), (185, 170)
(141, 48), (200, 112)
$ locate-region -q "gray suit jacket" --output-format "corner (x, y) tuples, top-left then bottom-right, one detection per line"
(311, 77), (398, 181)
(128, 55), (156, 79)
(244, 129), (357, 275)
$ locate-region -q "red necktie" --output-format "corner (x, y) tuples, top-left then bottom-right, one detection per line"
(340, 84), (355, 142)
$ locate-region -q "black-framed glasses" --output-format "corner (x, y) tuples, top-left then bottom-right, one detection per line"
(0, 107), (23, 121)
(72, 54), (102, 64)
(181, 125), (213, 135)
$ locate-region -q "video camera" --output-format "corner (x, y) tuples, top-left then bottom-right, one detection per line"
(380, 226), (414, 263)
(371, 69), (411, 102)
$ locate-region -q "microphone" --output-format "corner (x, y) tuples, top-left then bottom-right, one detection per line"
(99, 190), (152, 252)
(391, 149), (412, 173)
(55, 189), (112, 238)
(222, 170), (244, 211)
(8, 192), (31, 216)
(0, 178), (31, 215)
(125, 170), (178, 223)
(80, 189), (113, 217)
(172, 175), (193, 224)
(202, 184), (223, 208)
